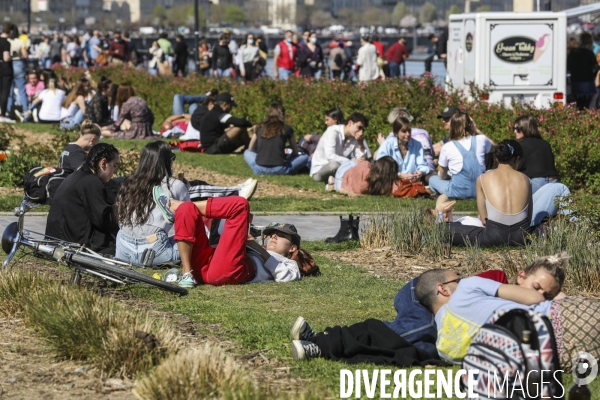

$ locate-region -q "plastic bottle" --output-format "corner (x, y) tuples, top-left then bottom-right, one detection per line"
(568, 383), (591, 400)
(435, 211), (445, 224)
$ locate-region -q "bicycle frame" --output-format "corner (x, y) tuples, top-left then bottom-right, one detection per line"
(3, 197), (138, 283)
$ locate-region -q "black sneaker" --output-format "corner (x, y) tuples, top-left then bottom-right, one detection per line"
(290, 316), (315, 341)
(291, 340), (321, 361)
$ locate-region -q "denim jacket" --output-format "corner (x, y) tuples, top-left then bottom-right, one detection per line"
(384, 277), (438, 358)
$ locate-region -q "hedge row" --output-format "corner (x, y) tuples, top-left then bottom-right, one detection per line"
(57, 66), (600, 193)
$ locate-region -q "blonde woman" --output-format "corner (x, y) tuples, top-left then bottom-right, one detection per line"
(25, 71), (65, 123)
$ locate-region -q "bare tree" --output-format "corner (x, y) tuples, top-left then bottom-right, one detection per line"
(391, 2), (408, 26)
(419, 2), (437, 24)
(337, 7), (361, 28)
(362, 7), (390, 26)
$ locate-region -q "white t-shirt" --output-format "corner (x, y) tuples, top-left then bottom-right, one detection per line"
(60, 103), (78, 120)
(38, 89), (66, 121)
(438, 135), (492, 175)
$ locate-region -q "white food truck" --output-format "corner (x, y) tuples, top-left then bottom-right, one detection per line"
(446, 4), (600, 108)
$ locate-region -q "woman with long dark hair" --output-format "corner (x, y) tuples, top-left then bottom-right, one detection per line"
(300, 106), (345, 157)
(46, 143), (120, 255)
(173, 34), (188, 77)
(329, 156), (399, 196)
(513, 115), (558, 194)
(243, 103), (308, 175)
(114, 141), (190, 266)
(113, 82), (154, 139)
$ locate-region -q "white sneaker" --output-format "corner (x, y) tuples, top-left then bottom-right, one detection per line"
(327, 176), (335, 185)
(238, 179), (258, 200)
(0, 116), (15, 124)
(32, 108), (39, 123)
(13, 110), (24, 122)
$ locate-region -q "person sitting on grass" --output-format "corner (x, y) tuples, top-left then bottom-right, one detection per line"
(299, 107), (345, 158)
(198, 92), (252, 154)
(429, 111), (493, 210)
(327, 156), (398, 197)
(46, 143), (120, 255)
(112, 82), (154, 139)
(374, 116), (430, 180)
(14, 70), (45, 122)
(151, 189), (314, 288)
(58, 76), (92, 130)
(58, 120), (100, 173)
(243, 103), (308, 175)
(114, 141), (259, 267)
(376, 107), (435, 173)
(21, 71), (65, 123)
(310, 112), (370, 182)
(84, 79), (116, 138)
(288, 255), (568, 364)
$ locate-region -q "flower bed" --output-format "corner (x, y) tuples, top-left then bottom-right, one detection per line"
(56, 66), (600, 192)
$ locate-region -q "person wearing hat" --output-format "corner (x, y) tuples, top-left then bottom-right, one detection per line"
(198, 92), (252, 154)
(328, 41), (346, 80)
(150, 188), (305, 287)
(433, 105), (460, 157)
(108, 29), (128, 65)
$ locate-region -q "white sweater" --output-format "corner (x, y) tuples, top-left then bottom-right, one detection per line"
(247, 250), (301, 284)
(310, 124), (371, 177)
(237, 45), (259, 73)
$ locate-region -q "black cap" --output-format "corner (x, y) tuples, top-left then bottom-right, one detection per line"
(437, 106), (460, 119)
(263, 223), (301, 247)
(216, 92), (237, 107)
(114, 28), (122, 34)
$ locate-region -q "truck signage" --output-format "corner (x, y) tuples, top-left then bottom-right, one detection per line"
(493, 36), (536, 63)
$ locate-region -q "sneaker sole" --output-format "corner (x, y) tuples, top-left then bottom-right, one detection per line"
(291, 340), (305, 361)
(152, 187), (174, 224)
(242, 180), (258, 200)
(178, 281), (196, 288)
(290, 316), (307, 341)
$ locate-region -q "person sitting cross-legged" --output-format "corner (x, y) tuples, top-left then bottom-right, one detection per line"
(151, 188), (313, 288)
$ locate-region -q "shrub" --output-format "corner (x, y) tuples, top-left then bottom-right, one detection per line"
(52, 66), (600, 191)
(0, 152), (41, 187)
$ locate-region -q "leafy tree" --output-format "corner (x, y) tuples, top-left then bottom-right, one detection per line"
(446, 4), (461, 19)
(475, 5), (491, 12)
(186, 4), (207, 28)
(336, 8), (361, 28)
(209, 4), (226, 24)
(363, 7), (390, 26)
(391, 2), (408, 26)
(152, 5), (167, 23)
(310, 10), (334, 28)
(166, 7), (188, 27)
(419, 2), (437, 24)
(223, 6), (245, 26)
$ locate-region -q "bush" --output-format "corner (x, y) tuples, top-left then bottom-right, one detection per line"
(0, 152), (41, 187)
(53, 66), (600, 192)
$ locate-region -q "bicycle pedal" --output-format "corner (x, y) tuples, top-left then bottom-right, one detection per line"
(140, 249), (156, 267)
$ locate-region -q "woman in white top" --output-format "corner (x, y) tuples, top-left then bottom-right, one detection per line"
(59, 76), (91, 129)
(238, 33), (261, 81)
(428, 111), (492, 211)
(148, 41), (164, 77)
(24, 71), (65, 123)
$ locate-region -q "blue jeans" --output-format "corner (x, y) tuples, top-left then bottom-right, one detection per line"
(215, 68), (231, 78)
(172, 94), (205, 115)
(530, 182), (572, 226)
(530, 177), (558, 194)
(383, 278), (438, 357)
(41, 56), (51, 69)
(243, 150), (308, 175)
(388, 62), (400, 78)
(60, 109), (84, 130)
(115, 230), (179, 266)
(7, 60), (27, 113)
(334, 160), (358, 190)
(278, 68), (292, 80)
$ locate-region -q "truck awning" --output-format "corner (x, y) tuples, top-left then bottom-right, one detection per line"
(564, 3), (600, 19)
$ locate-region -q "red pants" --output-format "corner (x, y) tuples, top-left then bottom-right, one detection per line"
(173, 197), (255, 286)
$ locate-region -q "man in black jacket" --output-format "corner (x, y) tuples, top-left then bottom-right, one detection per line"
(198, 92), (252, 154)
(46, 144), (120, 255)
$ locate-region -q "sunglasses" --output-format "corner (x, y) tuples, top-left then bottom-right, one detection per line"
(442, 117), (451, 123)
(442, 278), (462, 285)
(170, 153), (176, 162)
(513, 126), (522, 132)
(355, 125), (364, 131)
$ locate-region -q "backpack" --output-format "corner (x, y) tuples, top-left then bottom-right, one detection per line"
(334, 52), (343, 68)
(23, 166), (69, 205)
(461, 309), (563, 400)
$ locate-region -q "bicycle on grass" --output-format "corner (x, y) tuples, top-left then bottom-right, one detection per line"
(1, 196), (188, 295)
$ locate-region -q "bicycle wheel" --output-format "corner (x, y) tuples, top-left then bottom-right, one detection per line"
(70, 253), (188, 295)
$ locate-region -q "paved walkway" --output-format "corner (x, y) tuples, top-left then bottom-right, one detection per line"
(0, 215), (346, 242)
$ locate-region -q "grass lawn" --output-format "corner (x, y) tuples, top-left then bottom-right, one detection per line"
(125, 241), (598, 398)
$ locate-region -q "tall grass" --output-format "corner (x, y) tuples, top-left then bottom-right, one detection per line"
(0, 270), (180, 378)
(523, 218), (600, 293)
(361, 205), (449, 261)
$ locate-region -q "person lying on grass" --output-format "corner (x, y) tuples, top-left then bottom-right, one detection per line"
(326, 156), (399, 197)
(416, 254), (594, 372)
(152, 187), (318, 288)
(289, 255), (568, 365)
